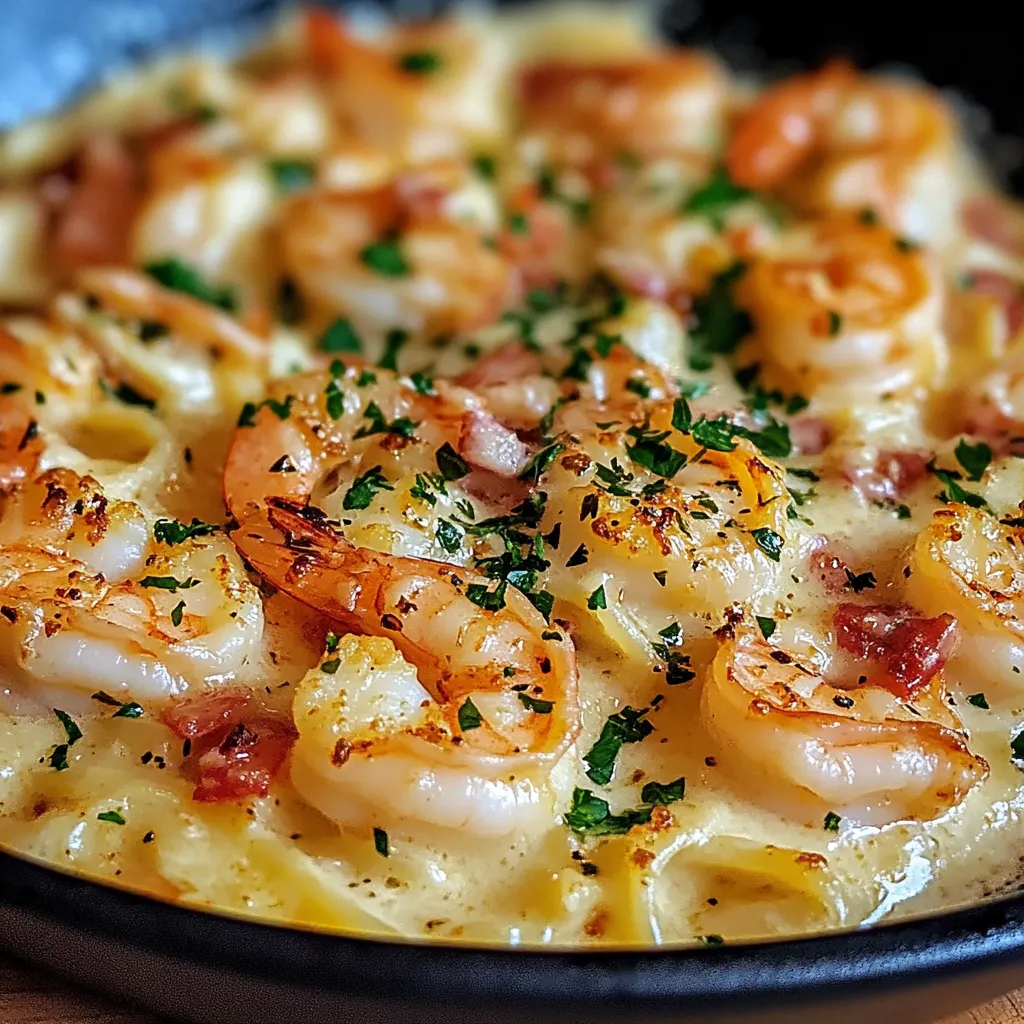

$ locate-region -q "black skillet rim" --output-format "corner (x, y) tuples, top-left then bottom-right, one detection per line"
(4, 844), (1024, 1014)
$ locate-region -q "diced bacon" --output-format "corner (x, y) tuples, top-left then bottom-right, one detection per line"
(192, 718), (296, 803)
(962, 195), (1024, 260)
(963, 269), (1024, 336)
(49, 134), (140, 272)
(159, 690), (251, 740)
(789, 416), (831, 456)
(844, 450), (929, 502)
(458, 409), (529, 478)
(834, 603), (959, 698)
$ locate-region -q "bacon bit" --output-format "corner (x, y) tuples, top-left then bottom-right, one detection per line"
(834, 603), (959, 698)
(631, 848), (656, 869)
(192, 717), (296, 803)
(159, 690), (252, 740)
(582, 906), (611, 938)
(844, 450), (929, 503)
(962, 195), (1024, 261)
(49, 134), (140, 273)
(458, 409), (529, 478)
(789, 416), (831, 456)
(795, 851), (828, 869)
(963, 270), (1024, 336)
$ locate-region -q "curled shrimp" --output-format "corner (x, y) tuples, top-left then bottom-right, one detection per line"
(237, 499), (580, 838)
(279, 185), (514, 337)
(0, 469), (263, 709)
(700, 625), (987, 826)
(726, 62), (956, 241)
(904, 503), (1024, 682)
(306, 9), (508, 163)
(518, 54), (727, 167)
(737, 214), (945, 400)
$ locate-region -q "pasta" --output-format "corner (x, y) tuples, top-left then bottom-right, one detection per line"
(1, 3), (1024, 949)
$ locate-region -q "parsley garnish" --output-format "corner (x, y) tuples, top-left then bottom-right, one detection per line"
(319, 318), (362, 353)
(472, 154), (496, 180)
(268, 159), (315, 194)
(565, 543), (589, 567)
(436, 442), (470, 480)
(343, 466), (394, 510)
(955, 438), (992, 482)
(1011, 730), (1024, 769)
(688, 262), (753, 371)
(144, 258), (236, 312)
(379, 328), (408, 371)
(587, 585), (607, 610)
(826, 310), (842, 336)
(373, 827), (390, 857)
(583, 706), (653, 785)
(466, 580), (508, 611)
(360, 239), (409, 277)
(823, 811), (842, 833)
(410, 371), (435, 396)
(354, 401), (418, 439)
(97, 810), (126, 825)
(518, 692), (554, 714)
(680, 166), (754, 229)
(170, 600), (185, 627)
(929, 460), (988, 509)
(756, 615), (776, 640)
(50, 708), (82, 771)
(237, 395), (294, 427)
(564, 779), (686, 835)
(751, 527), (784, 562)
(435, 519), (463, 554)
(91, 692), (144, 718)
(139, 575), (200, 593)
(154, 518), (219, 546)
(519, 442), (564, 482)
(967, 693), (990, 709)
(398, 50), (442, 74)
(458, 697), (483, 731)
(625, 425), (687, 478)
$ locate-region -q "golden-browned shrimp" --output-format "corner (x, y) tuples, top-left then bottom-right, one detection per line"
(238, 499), (579, 838)
(701, 625), (987, 825)
(279, 184), (515, 337)
(727, 62), (957, 242)
(306, 8), (509, 163)
(737, 214), (945, 400)
(518, 54), (727, 168)
(0, 397), (42, 495)
(0, 469), (262, 708)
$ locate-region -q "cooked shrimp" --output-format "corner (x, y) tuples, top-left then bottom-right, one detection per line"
(737, 214), (945, 400)
(726, 63), (957, 243)
(0, 398), (42, 495)
(518, 54), (727, 167)
(306, 9), (509, 163)
(957, 343), (1024, 450)
(0, 469), (263, 708)
(237, 501), (579, 837)
(279, 185), (514, 338)
(904, 503), (1024, 682)
(701, 625), (987, 825)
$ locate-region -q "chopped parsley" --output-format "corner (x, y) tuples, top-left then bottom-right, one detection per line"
(50, 708), (82, 771)
(466, 580), (508, 611)
(472, 154), (497, 180)
(154, 517), (219, 546)
(751, 527), (784, 562)
(826, 310), (843, 336)
(640, 777), (686, 805)
(325, 631), (340, 654)
(680, 166), (754, 230)
(756, 615), (776, 640)
(564, 778), (686, 835)
(324, 378), (345, 420)
(967, 693), (990, 709)
(354, 401), (418, 440)
(237, 395), (294, 427)
(373, 827), (390, 857)
(507, 211), (530, 235)
(823, 811), (842, 833)
(565, 543), (589, 567)
(409, 371), (435, 396)
(625, 424), (687, 479)
(144, 258), (236, 312)
(170, 600), (185, 628)
(458, 697), (483, 731)
(398, 50), (443, 74)
(319, 318), (362, 353)
(929, 460), (988, 509)
(343, 466), (394, 510)
(97, 810), (126, 825)
(139, 575), (200, 593)
(379, 328), (409, 372)
(519, 442), (564, 483)
(268, 158), (315, 194)
(1011, 730), (1024, 769)
(435, 519), (463, 554)
(583, 706), (653, 785)
(955, 438), (992, 482)
(436, 442), (470, 481)
(91, 691), (144, 718)
(103, 380), (156, 410)
(587, 585), (607, 611)
(321, 658), (341, 675)
(518, 692), (554, 714)
(360, 239), (410, 277)
(688, 262), (753, 371)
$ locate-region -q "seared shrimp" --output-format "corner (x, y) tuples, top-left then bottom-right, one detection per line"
(518, 54), (727, 168)
(237, 500), (579, 838)
(905, 503), (1024, 683)
(279, 185), (514, 337)
(737, 214), (945, 400)
(701, 625), (987, 825)
(726, 62), (958, 243)
(0, 469), (263, 708)
(306, 9), (509, 163)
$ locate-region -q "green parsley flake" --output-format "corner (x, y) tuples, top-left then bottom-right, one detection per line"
(688, 262), (753, 371)
(955, 438), (992, 482)
(680, 166), (754, 230)
(92, 691), (144, 718)
(458, 697), (483, 731)
(97, 810), (126, 825)
(342, 466), (394, 510)
(967, 693), (990, 709)
(154, 518), (219, 546)
(268, 159), (315, 194)
(436, 442), (470, 481)
(360, 239), (410, 277)
(823, 811), (842, 833)
(435, 519), (463, 554)
(583, 706), (653, 786)
(319, 318), (362, 353)
(170, 600), (185, 628)
(139, 576), (200, 593)
(519, 442), (564, 482)
(373, 826), (390, 857)
(756, 615), (776, 640)
(144, 258), (236, 312)
(517, 692), (554, 714)
(751, 527), (784, 562)
(379, 328), (409, 371)
(826, 310), (842, 336)
(398, 51), (443, 74)
(587, 584), (607, 611)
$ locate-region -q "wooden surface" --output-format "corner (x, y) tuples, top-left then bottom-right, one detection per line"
(1, 954), (1022, 1023)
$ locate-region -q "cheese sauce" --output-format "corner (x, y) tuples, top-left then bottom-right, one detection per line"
(1, 4), (1024, 949)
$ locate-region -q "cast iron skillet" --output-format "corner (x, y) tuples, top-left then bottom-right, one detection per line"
(2, 1), (1024, 1021)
